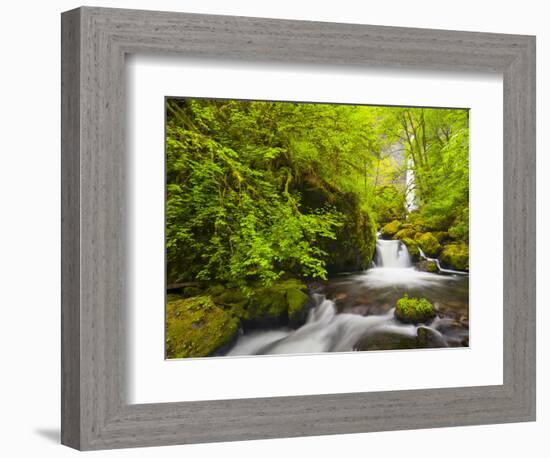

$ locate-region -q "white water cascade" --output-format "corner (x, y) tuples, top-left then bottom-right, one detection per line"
(225, 240), (467, 357)
(375, 239), (412, 268)
(364, 236), (458, 289)
(228, 294), (418, 356)
(417, 248), (469, 276)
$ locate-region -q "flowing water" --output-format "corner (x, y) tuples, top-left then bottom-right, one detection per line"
(227, 237), (469, 356)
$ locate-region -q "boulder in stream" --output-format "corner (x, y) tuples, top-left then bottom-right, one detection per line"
(394, 294), (436, 324)
(416, 232), (442, 257)
(354, 331), (418, 351)
(417, 259), (439, 273)
(439, 242), (469, 271)
(416, 326), (447, 348)
(381, 220), (401, 238)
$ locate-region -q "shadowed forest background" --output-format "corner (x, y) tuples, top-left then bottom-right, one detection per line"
(165, 99), (469, 359)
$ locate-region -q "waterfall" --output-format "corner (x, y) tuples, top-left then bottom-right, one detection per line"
(405, 157), (417, 212)
(366, 235), (459, 288)
(418, 248), (468, 276)
(375, 239), (412, 268)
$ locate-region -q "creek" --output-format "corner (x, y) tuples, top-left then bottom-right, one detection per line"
(227, 236), (469, 356)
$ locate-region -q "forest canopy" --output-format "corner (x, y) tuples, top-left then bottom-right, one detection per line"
(166, 99), (469, 291)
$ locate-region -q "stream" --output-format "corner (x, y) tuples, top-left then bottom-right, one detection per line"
(227, 237), (469, 356)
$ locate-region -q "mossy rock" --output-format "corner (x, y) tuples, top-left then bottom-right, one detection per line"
(215, 288), (248, 306)
(301, 185), (376, 273)
(416, 232), (442, 257)
(286, 287), (310, 321)
(248, 287), (288, 321)
(432, 231), (449, 243)
(326, 193), (377, 272)
(165, 296), (239, 358)
(182, 285), (203, 298)
(439, 243), (469, 271)
(167, 293), (183, 303)
(395, 294), (435, 324)
(417, 260), (439, 273)
(381, 220), (401, 238)
(401, 237), (420, 260)
(213, 279), (311, 328)
(394, 227), (416, 240)
(247, 279), (310, 325)
(206, 283), (226, 297)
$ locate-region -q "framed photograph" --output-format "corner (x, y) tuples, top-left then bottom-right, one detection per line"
(61, 6), (536, 450)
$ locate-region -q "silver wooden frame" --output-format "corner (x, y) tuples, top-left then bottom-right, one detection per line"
(61, 6), (536, 451)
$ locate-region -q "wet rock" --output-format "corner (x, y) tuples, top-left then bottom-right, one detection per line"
(354, 331), (418, 351)
(323, 192), (377, 273)
(417, 326), (447, 348)
(436, 320), (465, 335)
(394, 227), (417, 240)
(432, 231), (450, 243)
(439, 242), (469, 271)
(401, 237), (420, 261)
(416, 232), (442, 257)
(417, 260), (439, 273)
(381, 220), (401, 238)
(287, 288), (314, 328)
(434, 319), (469, 347)
(333, 292), (348, 302)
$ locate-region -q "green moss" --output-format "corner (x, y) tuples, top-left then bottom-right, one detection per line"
(249, 287), (288, 319)
(322, 192), (377, 273)
(416, 232), (442, 257)
(248, 279), (309, 321)
(440, 243), (469, 271)
(394, 227), (416, 240)
(395, 294), (435, 324)
(381, 220), (401, 238)
(215, 289), (248, 306)
(286, 287), (310, 320)
(417, 260), (439, 273)
(432, 231), (449, 243)
(182, 286), (203, 297)
(206, 284), (226, 297)
(209, 279), (310, 325)
(165, 296), (239, 359)
(166, 293), (183, 303)
(401, 237), (420, 258)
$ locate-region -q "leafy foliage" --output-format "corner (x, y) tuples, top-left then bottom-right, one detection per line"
(166, 99), (469, 288)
